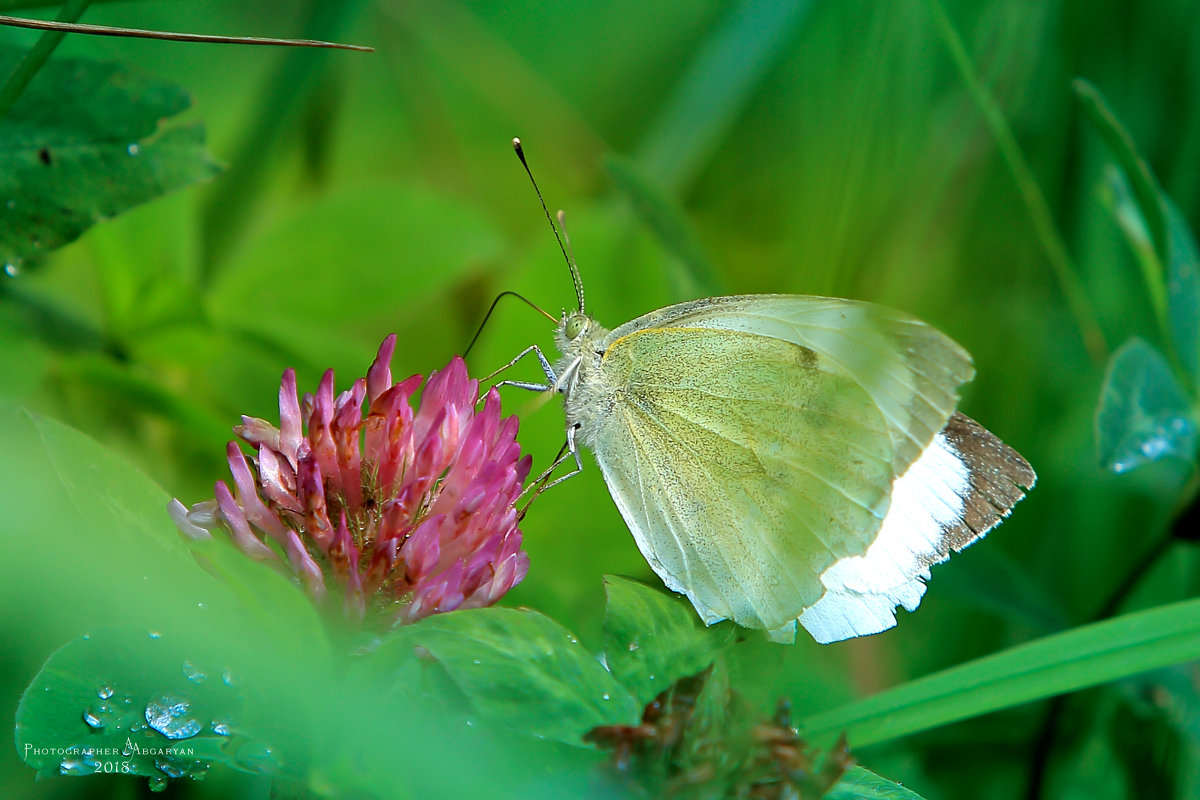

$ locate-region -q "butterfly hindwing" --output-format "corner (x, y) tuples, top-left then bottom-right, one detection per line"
(576, 324), (898, 635)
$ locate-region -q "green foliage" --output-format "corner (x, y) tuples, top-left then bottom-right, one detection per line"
(373, 607), (639, 745)
(0, 44), (220, 271)
(15, 628), (257, 785)
(1080, 80), (1200, 474)
(601, 575), (732, 707)
(1096, 339), (1198, 472)
(3, 1), (1200, 798)
(800, 597), (1200, 747)
(826, 768), (926, 800)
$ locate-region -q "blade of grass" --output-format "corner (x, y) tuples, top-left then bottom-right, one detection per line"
(927, 0), (1107, 364)
(798, 597), (1200, 748)
(0, 0), (115, 8)
(633, 0), (813, 194)
(0, 14), (371, 50)
(0, 0), (91, 119)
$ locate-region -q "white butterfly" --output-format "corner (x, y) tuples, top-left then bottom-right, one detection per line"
(500, 142), (1035, 644)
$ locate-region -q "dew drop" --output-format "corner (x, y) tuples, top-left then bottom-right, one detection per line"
(627, 641), (639, 652)
(82, 709), (105, 729)
(211, 721), (231, 736)
(148, 631), (162, 640)
(98, 686), (114, 700)
(182, 660), (207, 683)
(602, 693), (611, 701)
(221, 669), (235, 686)
(155, 758), (185, 779)
(4, 262), (19, 277)
(59, 757), (89, 776)
(148, 774), (168, 792)
(472, 659), (481, 665)
(127, 143), (140, 156)
(145, 695), (201, 740)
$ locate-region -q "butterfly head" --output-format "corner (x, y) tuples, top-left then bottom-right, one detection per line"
(554, 311), (593, 355)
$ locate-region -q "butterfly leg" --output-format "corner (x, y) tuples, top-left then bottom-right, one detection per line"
(481, 345), (557, 399)
(518, 424), (584, 515)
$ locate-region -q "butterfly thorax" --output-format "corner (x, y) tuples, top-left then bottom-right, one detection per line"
(553, 312), (615, 448)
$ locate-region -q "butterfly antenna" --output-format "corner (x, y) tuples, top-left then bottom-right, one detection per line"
(512, 138), (585, 313)
(463, 290), (557, 360)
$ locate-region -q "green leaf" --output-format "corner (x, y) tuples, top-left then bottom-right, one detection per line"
(825, 766), (928, 800)
(373, 607), (639, 745)
(798, 597), (1200, 748)
(206, 181), (503, 370)
(0, 44), (220, 271)
(30, 412), (191, 559)
(29, 412), (330, 662)
(1074, 79), (1169, 269)
(1099, 165), (1168, 333)
(601, 575), (731, 706)
(1096, 337), (1198, 473)
(15, 627), (261, 788)
(1077, 78), (1200, 386)
(633, 0), (814, 192)
(1164, 195), (1200, 388)
(605, 154), (722, 299)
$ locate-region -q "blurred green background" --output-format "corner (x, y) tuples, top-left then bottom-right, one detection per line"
(2, 0), (1199, 797)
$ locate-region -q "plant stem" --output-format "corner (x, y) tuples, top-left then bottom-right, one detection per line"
(927, 0), (1108, 365)
(0, 0), (92, 120)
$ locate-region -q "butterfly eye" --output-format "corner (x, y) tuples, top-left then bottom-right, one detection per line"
(565, 314), (587, 340)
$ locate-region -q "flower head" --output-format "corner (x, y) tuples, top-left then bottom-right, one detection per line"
(170, 335), (532, 626)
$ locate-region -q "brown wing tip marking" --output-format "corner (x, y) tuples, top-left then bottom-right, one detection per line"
(936, 411), (1036, 556)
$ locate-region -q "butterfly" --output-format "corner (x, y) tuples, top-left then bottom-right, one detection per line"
(502, 141), (1035, 644)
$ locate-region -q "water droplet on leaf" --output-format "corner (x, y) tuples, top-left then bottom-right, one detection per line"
(98, 686), (114, 700)
(145, 695), (201, 740)
(182, 661), (206, 683)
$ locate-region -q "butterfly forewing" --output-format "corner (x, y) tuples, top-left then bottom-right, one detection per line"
(574, 325), (897, 633)
(602, 295), (974, 474)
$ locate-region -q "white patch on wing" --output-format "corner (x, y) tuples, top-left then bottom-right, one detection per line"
(798, 433), (971, 644)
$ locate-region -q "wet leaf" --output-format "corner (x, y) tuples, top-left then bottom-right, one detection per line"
(826, 767), (928, 799)
(373, 606), (638, 745)
(0, 44), (220, 271)
(15, 627), (261, 788)
(601, 575), (731, 707)
(1096, 338), (1198, 473)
